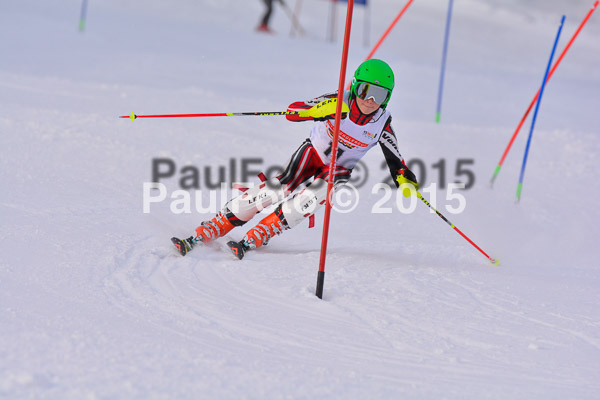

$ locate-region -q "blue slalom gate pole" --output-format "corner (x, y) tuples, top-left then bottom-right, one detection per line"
(436, 0), (454, 123)
(79, 0), (89, 32)
(516, 15), (566, 202)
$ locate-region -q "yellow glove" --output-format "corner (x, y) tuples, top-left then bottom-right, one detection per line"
(396, 170), (419, 198)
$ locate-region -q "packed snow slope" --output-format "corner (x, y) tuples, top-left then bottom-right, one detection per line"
(1, 0), (599, 398)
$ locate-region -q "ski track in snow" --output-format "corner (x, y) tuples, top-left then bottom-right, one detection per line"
(1, 0), (599, 398)
(93, 233), (599, 398)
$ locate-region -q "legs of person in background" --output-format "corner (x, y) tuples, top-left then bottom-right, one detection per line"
(257, 0), (274, 32)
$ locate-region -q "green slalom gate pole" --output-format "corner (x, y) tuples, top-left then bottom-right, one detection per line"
(490, 1), (599, 187)
(435, 0), (454, 124)
(79, 0), (89, 32)
(516, 15), (565, 203)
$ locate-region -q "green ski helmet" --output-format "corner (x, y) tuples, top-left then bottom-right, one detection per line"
(350, 59), (395, 109)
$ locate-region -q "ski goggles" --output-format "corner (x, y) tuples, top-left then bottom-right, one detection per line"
(355, 82), (391, 104)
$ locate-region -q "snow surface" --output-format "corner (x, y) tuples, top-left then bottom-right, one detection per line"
(1, 0), (599, 398)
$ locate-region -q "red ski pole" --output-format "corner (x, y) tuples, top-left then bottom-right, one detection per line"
(490, 0), (599, 187)
(416, 192), (499, 265)
(120, 99), (350, 122)
(120, 111), (298, 121)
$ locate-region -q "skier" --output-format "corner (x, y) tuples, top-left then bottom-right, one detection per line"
(171, 59), (419, 260)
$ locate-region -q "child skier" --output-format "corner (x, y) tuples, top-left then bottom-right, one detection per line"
(171, 59), (418, 260)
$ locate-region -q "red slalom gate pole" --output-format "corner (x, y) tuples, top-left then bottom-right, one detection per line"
(345, 0), (414, 90)
(364, 0), (413, 60)
(490, 0), (599, 187)
(316, 0), (355, 300)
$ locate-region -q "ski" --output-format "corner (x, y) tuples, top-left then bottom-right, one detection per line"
(170, 236), (249, 260)
(170, 236), (194, 256)
(227, 240), (248, 260)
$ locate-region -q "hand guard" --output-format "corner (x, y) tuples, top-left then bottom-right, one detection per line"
(299, 98), (349, 121)
(395, 167), (419, 198)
